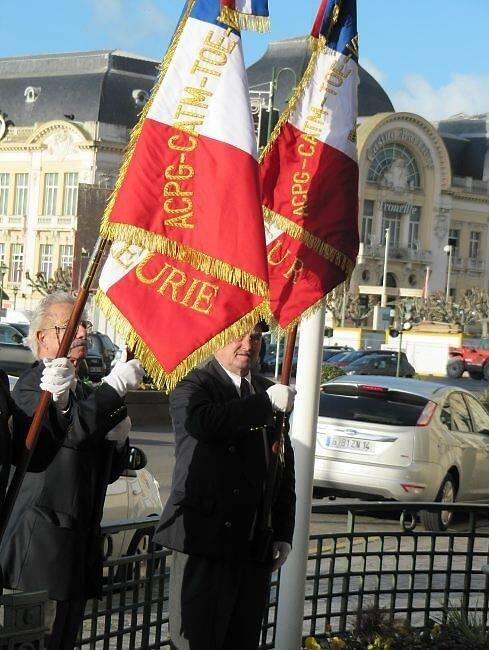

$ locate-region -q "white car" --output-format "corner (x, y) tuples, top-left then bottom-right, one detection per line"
(313, 376), (489, 531)
(103, 447), (163, 564)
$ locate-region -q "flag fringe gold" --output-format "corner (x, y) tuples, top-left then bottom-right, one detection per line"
(102, 223), (268, 297)
(263, 206), (355, 276)
(218, 7), (270, 32)
(96, 289), (269, 393)
(259, 35), (325, 163)
(100, 0), (196, 235)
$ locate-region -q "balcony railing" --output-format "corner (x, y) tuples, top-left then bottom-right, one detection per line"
(360, 243), (432, 263)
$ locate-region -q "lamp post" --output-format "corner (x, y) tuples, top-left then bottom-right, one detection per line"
(0, 261), (8, 312)
(381, 227), (391, 307)
(266, 66), (297, 143)
(444, 244), (453, 301)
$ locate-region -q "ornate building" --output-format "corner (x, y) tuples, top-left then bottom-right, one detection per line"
(0, 41), (487, 315)
(249, 37), (489, 301)
(0, 50), (158, 310)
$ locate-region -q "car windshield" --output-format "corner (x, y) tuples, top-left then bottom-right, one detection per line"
(11, 323), (28, 336)
(319, 385), (428, 426)
(88, 335), (103, 354)
(333, 351), (365, 364)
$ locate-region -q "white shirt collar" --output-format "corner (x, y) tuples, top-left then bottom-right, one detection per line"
(217, 362), (252, 395)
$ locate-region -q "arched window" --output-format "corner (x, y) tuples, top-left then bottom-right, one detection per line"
(368, 143), (420, 190)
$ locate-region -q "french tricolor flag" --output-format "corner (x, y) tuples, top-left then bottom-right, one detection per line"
(219, 0), (270, 32)
(97, 0), (269, 390)
(260, 0), (360, 330)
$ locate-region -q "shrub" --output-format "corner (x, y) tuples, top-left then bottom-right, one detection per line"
(321, 363), (346, 384)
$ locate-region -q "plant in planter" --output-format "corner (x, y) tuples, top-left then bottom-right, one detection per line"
(321, 363), (346, 384)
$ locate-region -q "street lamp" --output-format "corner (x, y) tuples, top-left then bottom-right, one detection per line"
(381, 227), (391, 307)
(0, 261), (8, 312)
(266, 66), (297, 142)
(444, 244), (453, 301)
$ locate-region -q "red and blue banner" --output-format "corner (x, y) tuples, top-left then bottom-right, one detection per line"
(97, 0), (269, 390)
(260, 0), (359, 330)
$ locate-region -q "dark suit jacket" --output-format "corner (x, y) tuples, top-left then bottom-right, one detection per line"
(155, 358), (296, 560)
(0, 370), (14, 508)
(0, 362), (128, 601)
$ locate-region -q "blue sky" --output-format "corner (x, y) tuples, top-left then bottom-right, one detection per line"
(2, 0), (489, 121)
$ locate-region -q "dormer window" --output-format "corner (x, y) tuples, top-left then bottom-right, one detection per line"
(132, 89), (149, 108)
(24, 86), (41, 103)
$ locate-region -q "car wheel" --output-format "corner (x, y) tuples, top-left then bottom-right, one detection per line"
(420, 473), (457, 532)
(446, 359), (464, 378)
(125, 527), (157, 581)
(469, 371), (483, 380)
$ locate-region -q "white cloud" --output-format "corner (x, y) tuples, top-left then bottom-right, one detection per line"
(88, 0), (169, 49)
(392, 73), (489, 122)
(361, 57), (385, 85)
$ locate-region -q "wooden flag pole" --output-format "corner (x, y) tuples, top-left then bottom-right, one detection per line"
(0, 237), (108, 545)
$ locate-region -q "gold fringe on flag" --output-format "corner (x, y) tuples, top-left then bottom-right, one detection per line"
(96, 289), (269, 392)
(263, 206), (355, 276)
(218, 6), (270, 32)
(101, 222), (268, 298)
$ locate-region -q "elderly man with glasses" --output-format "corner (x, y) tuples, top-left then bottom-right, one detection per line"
(0, 292), (144, 650)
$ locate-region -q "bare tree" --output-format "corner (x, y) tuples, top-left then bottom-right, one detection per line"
(26, 268), (72, 296)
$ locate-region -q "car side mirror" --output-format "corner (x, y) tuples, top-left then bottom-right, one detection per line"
(127, 446), (147, 471)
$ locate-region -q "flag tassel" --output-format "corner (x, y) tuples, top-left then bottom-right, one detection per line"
(218, 6), (270, 32)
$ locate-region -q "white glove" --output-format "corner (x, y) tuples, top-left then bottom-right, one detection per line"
(40, 358), (76, 410)
(266, 384), (296, 413)
(102, 359), (144, 397)
(106, 415), (131, 449)
(272, 541), (291, 572)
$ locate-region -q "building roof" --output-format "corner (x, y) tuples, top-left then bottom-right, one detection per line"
(437, 113), (489, 181)
(0, 50), (159, 129)
(247, 36), (394, 117)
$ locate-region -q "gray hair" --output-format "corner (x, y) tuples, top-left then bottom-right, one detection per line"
(28, 292), (78, 358)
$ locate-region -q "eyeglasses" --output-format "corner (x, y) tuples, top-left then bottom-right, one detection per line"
(43, 320), (93, 339)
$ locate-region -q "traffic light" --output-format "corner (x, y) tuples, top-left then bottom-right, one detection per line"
(403, 301), (414, 331)
(359, 294), (369, 309)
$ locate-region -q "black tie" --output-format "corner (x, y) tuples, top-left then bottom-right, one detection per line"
(240, 377), (251, 398)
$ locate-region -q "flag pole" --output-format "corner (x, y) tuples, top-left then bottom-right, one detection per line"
(275, 305), (325, 650)
(0, 237), (108, 545)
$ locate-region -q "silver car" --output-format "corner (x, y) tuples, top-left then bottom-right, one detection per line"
(313, 376), (489, 531)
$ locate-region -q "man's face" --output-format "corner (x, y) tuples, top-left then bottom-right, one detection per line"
(214, 328), (262, 377)
(37, 302), (89, 365)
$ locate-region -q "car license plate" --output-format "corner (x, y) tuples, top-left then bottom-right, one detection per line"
(323, 435), (375, 454)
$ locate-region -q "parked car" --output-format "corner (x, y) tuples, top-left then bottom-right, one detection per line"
(89, 332), (119, 375)
(0, 322), (35, 376)
(343, 352), (415, 377)
(322, 346), (352, 363)
(261, 343), (299, 374)
(102, 446), (163, 567)
(447, 338), (489, 380)
(328, 349), (397, 368)
(313, 376), (489, 531)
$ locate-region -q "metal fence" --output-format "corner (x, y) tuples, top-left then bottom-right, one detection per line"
(305, 501), (489, 638)
(3, 503), (489, 648)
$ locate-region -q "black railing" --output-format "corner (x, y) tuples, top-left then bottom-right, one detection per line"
(4, 503), (489, 648)
(306, 502), (489, 638)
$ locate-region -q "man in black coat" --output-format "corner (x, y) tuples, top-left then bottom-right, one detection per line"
(0, 370), (16, 508)
(155, 323), (296, 650)
(0, 292), (144, 650)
